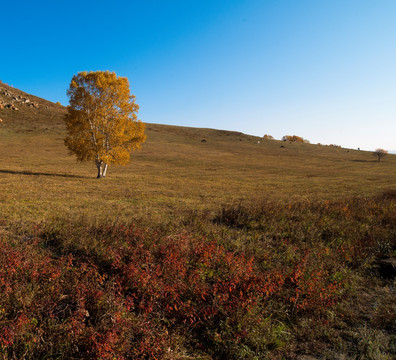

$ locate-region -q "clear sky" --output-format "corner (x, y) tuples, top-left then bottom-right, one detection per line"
(1, 0), (395, 151)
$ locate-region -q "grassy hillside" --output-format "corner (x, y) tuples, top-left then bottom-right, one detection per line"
(0, 83), (395, 359)
(0, 80), (395, 224)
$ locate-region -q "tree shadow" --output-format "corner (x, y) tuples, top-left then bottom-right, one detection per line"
(0, 169), (89, 179)
(349, 159), (377, 163)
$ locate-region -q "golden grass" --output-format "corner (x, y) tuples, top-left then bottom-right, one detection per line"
(0, 121), (395, 226)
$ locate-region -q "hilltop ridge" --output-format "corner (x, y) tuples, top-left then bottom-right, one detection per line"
(1, 82), (388, 154)
(0, 82), (273, 148)
(0, 81), (66, 132)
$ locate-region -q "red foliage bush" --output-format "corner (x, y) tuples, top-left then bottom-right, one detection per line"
(1, 229), (280, 358)
(284, 248), (344, 313)
(0, 239), (129, 359)
(2, 210), (373, 358)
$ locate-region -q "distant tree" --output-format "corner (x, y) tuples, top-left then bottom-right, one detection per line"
(373, 148), (388, 162)
(282, 135), (310, 143)
(65, 71), (146, 178)
(263, 134), (274, 140)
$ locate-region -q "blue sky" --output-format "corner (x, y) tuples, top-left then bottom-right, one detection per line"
(1, 0), (395, 151)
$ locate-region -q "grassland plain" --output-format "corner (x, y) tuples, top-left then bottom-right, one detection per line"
(0, 82), (395, 359)
(1, 112), (395, 225)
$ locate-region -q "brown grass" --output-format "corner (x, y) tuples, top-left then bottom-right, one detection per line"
(0, 84), (395, 358)
(0, 107), (395, 226)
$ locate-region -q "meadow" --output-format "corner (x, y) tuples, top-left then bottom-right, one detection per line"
(1, 121), (395, 225)
(0, 83), (395, 359)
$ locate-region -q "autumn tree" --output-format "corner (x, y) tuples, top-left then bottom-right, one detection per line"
(65, 71), (146, 178)
(282, 135), (310, 143)
(373, 148), (388, 162)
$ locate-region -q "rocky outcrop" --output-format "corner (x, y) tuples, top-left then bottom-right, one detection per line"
(0, 86), (39, 110)
(0, 101), (19, 110)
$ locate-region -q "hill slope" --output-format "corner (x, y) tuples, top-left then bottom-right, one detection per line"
(0, 82), (395, 223)
(0, 81), (66, 132)
(0, 83), (395, 359)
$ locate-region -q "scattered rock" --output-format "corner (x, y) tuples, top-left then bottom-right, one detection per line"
(2, 103), (19, 110)
(0, 86), (37, 108)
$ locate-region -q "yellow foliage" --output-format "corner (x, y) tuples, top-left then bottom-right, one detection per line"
(64, 71), (146, 177)
(282, 135), (309, 143)
(263, 134), (274, 140)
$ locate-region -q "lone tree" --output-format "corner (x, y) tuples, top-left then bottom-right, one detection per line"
(281, 135), (310, 143)
(65, 71), (146, 178)
(373, 148), (388, 162)
(263, 134), (274, 140)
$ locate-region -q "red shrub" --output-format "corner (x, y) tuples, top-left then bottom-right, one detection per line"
(285, 249), (344, 313)
(0, 221), (351, 358)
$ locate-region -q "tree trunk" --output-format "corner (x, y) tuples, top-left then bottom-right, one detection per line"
(102, 163), (108, 177)
(96, 160), (103, 178)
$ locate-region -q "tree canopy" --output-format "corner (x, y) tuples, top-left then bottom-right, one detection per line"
(282, 135), (310, 143)
(64, 71), (146, 178)
(373, 148), (388, 162)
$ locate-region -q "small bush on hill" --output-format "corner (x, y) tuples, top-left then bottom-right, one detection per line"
(282, 135), (310, 143)
(373, 148), (388, 162)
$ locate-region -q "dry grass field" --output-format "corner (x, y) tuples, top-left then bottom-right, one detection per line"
(0, 82), (395, 359)
(0, 81), (395, 225)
